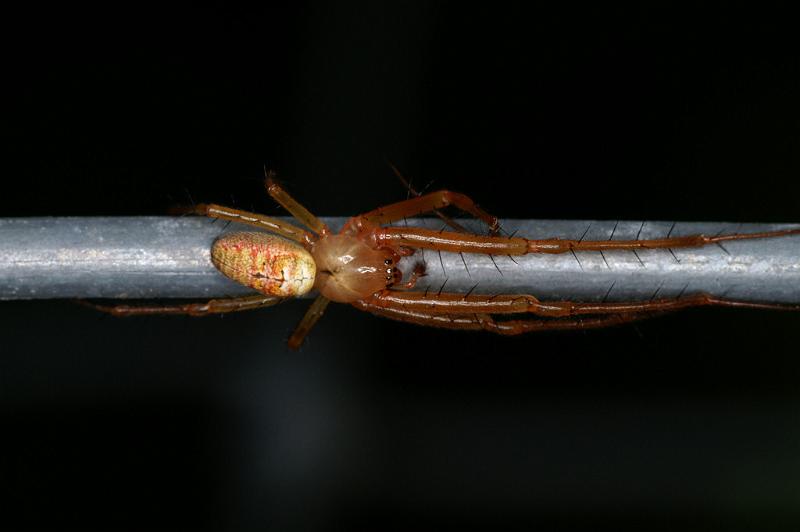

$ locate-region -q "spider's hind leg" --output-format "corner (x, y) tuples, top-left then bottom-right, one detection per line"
(82, 294), (283, 317)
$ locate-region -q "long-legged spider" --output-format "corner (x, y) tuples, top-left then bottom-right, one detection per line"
(90, 176), (800, 349)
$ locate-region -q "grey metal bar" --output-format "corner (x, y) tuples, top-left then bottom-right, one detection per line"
(0, 217), (798, 303)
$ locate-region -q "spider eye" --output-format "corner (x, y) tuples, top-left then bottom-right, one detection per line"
(384, 258), (393, 265)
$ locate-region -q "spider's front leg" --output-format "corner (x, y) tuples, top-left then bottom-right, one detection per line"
(353, 287), (800, 335)
(361, 290), (800, 319)
(352, 299), (653, 334)
(349, 190), (501, 235)
(373, 225), (800, 256)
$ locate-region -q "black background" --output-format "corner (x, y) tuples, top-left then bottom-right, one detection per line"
(2, 4), (800, 530)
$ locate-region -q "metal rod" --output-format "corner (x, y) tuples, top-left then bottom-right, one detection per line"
(1, 217), (798, 303)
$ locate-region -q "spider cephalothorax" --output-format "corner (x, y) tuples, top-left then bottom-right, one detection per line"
(310, 233), (402, 303)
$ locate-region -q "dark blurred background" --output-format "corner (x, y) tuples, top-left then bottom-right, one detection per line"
(2, 3), (800, 530)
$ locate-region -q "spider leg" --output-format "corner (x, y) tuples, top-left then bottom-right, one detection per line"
(265, 174), (331, 236)
(287, 295), (331, 350)
(354, 190), (500, 235)
(374, 226), (800, 255)
(526, 227), (800, 254)
(363, 290), (800, 317)
(82, 294), (283, 317)
(181, 203), (314, 247)
(352, 300), (656, 334)
(475, 312), (654, 335)
(388, 163), (470, 233)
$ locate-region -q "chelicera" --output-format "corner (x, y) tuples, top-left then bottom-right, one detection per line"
(93, 175), (800, 349)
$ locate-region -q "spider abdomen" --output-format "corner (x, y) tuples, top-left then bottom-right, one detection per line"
(211, 232), (316, 297)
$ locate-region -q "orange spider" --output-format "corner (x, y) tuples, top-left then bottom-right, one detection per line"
(92, 175), (800, 349)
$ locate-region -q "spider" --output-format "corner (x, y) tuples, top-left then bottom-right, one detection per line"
(90, 175), (800, 349)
